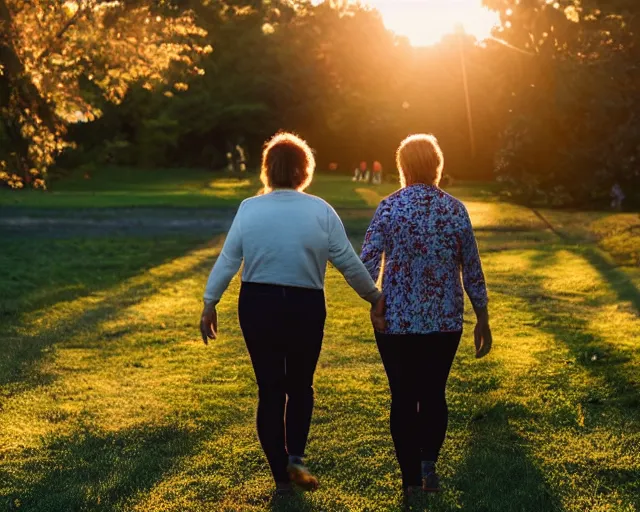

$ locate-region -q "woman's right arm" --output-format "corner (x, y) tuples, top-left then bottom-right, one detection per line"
(203, 204), (245, 306)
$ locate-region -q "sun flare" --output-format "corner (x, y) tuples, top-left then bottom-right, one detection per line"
(367, 0), (501, 47)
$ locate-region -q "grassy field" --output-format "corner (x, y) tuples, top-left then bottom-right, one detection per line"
(0, 168), (399, 209)
(2, 167), (636, 265)
(1, 171), (639, 511)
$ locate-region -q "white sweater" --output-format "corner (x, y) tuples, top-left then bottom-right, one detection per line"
(203, 189), (381, 305)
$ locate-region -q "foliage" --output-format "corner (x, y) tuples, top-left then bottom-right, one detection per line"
(0, 0), (209, 188)
(489, 0), (640, 207)
(2, 0), (639, 207)
(67, 0), (510, 180)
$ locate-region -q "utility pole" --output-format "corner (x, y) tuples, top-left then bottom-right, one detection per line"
(456, 25), (476, 158)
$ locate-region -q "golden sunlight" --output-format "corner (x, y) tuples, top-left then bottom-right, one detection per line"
(367, 0), (501, 46)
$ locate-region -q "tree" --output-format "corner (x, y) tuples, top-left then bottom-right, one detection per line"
(53, 0), (640, 201)
(488, 0), (640, 206)
(0, 0), (209, 188)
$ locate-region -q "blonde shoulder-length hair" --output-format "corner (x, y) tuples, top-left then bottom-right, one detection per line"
(396, 134), (444, 188)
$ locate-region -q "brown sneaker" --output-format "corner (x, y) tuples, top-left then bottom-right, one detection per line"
(286, 460), (319, 491)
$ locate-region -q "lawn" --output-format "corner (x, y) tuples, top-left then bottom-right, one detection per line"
(0, 172), (639, 511)
(0, 168), (399, 209)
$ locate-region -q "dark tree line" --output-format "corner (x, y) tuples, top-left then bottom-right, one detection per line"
(2, 0), (639, 207)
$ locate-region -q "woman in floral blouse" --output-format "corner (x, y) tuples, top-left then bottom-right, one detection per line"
(361, 134), (492, 496)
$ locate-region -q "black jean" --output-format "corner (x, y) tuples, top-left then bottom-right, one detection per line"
(238, 282), (326, 484)
(375, 331), (462, 488)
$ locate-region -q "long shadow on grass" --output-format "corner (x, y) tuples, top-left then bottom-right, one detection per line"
(521, 250), (640, 409)
(444, 402), (562, 512)
(524, 250), (640, 505)
(412, 349), (562, 512)
(0, 241), (219, 403)
(486, 248), (639, 507)
(576, 245), (640, 314)
(0, 235), (207, 320)
(1, 423), (204, 511)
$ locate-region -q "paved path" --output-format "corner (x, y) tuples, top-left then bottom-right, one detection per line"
(0, 208), (236, 237)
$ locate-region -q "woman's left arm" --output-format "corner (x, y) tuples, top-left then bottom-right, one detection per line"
(360, 203), (386, 283)
(327, 207), (382, 305)
(460, 210), (488, 307)
(461, 210), (492, 358)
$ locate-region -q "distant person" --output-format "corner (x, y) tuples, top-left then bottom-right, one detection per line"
(352, 161), (365, 182)
(235, 144), (247, 173)
(611, 183), (625, 211)
(361, 161), (370, 183)
(361, 134), (491, 499)
(200, 132), (384, 497)
(372, 160), (383, 185)
(352, 161), (369, 182)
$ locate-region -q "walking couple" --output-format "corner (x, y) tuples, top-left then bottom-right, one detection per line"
(199, 132), (492, 499)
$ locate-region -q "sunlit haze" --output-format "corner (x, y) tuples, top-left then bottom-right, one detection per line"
(366, 0), (501, 46)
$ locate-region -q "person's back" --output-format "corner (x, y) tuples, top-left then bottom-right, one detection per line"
(367, 185), (482, 333)
(201, 132), (383, 496)
(236, 191), (342, 290)
(205, 188), (380, 304)
(360, 134), (491, 496)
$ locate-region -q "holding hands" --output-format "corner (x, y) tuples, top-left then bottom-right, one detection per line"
(369, 295), (492, 359)
(201, 294), (491, 359)
(370, 294), (387, 333)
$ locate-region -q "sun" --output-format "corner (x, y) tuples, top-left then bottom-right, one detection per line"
(366, 0), (501, 47)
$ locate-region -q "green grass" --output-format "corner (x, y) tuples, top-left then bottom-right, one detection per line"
(0, 168), (255, 209)
(3, 167), (636, 266)
(1, 175), (639, 511)
(0, 168), (402, 209)
(0, 166), (492, 209)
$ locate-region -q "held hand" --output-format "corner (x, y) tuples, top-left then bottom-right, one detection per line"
(474, 320), (492, 359)
(200, 302), (218, 345)
(370, 295), (387, 333)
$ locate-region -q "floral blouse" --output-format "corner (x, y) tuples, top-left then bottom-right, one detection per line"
(360, 184), (488, 334)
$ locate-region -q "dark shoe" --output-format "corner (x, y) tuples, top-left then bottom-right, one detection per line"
(286, 460), (319, 491)
(422, 471), (441, 493)
(403, 485), (423, 499)
(275, 482), (293, 495)
(270, 485), (293, 506)
(403, 486), (423, 510)
(271, 482), (294, 502)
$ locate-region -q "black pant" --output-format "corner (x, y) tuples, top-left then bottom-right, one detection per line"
(375, 331), (462, 488)
(238, 282), (326, 483)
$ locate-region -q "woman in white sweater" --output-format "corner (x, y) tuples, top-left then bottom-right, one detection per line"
(200, 132), (385, 496)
